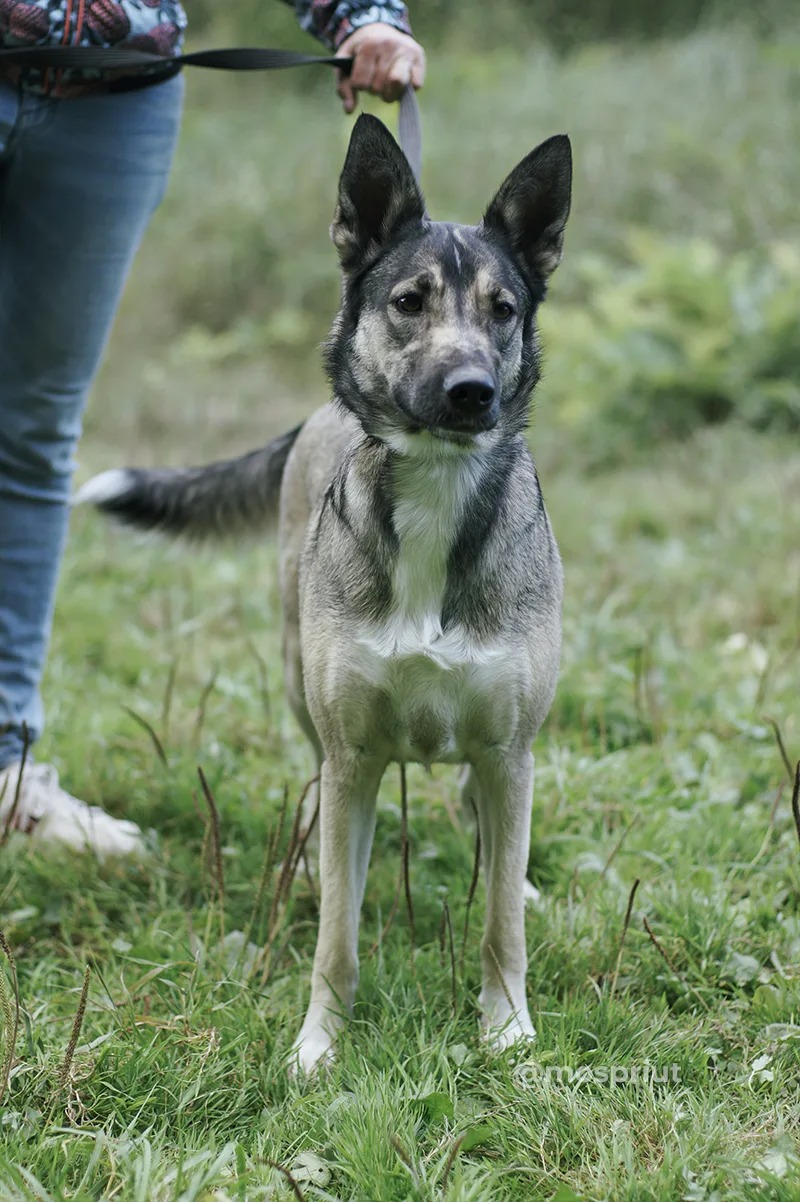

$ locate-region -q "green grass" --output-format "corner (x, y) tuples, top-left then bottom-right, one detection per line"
(2, 24), (800, 1202)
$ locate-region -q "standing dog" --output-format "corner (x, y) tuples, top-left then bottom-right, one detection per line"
(78, 114), (572, 1074)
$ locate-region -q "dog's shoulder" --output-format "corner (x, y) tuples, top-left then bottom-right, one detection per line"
(279, 403), (358, 533)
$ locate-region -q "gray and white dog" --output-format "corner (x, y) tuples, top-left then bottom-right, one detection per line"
(78, 114), (572, 1074)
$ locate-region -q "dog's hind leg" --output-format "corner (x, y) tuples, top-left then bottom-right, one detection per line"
(460, 766), (542, 907)
(471, 751), (537, 1050)
(290, 752), (385, 1075)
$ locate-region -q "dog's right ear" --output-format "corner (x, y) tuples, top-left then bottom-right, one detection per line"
(332, 114), (426, 273)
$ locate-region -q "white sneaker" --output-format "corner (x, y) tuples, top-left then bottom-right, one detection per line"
(0, 760), (146, 859)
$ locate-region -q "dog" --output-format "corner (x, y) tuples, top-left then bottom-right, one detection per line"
(77, 114), (572, 1075)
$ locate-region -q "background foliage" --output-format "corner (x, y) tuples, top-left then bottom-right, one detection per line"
(191, 0), (793, 47)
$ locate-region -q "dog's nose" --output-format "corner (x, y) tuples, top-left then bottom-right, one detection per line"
(443, 368), (496, 413)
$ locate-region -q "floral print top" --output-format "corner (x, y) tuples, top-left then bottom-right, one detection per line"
(0, 0), (413, 95)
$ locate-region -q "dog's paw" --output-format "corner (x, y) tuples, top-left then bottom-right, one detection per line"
(480, 992), (536, 1052)
(288, 1027), (336, 1078)
(483, 1016), (537, 1053)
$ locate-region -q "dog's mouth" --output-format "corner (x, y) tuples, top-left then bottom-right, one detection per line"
(435, 412), (498, 435)
(390, 393), (498, 442)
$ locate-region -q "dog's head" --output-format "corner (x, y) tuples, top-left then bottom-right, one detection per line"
(324, 114), (572, 450)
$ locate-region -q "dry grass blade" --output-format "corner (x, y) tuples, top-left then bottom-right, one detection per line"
(0, 722), (30, 847)
(57, 964), (91, 1091)
(197, 766), (225, 906)
(260, 775), (319, 986)
(122, 704), (167, 767)
(400, 763), (415, 954)
(241, 816), (283, 972)
(632, 642), (662, 740)
(764, 716), (795, 783)
(582, 815), (640, 905)
(287, 778), (321, 897)
(747, 780), (784, 869)
(301, 846), (318, 909)
(263, 785), (289, 916)
(791, 761), (800, 849)
(160, 655), (179, 745)
(368, 859), (403, 959)
(245, 635), (272, 721)
(0, 930), (20, 1107)
(441, 1134), (466, 1195)
(442, 897), (457, 1016)
(192, 666), (219, 749)
(270, 774), (319, 928)
(390, 1135), (417, 1183)
(486, 944), (514, 1012)
(609, 877), (640, 997)
(642, 916), (710, 1012)
(255, 784), (290, 983)
(261, 1158), (305, 1201)
(269, 791), (304, 926)
(461, 800), (481, 975)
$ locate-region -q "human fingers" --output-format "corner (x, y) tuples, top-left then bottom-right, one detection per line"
(336, 68), (357, 113)
(337, 25), (425, 108)
(336, 43), (379, 113)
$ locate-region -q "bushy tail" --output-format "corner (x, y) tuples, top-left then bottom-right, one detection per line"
(74, 425), (303, 539)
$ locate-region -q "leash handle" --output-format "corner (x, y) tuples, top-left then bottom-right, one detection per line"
(0, 44), (422, 179)
(397, 84), (422, 183)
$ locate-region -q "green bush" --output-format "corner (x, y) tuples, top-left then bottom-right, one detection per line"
(540, 233), (800, 462)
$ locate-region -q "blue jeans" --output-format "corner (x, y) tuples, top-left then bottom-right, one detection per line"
(0, 74), (184, 770)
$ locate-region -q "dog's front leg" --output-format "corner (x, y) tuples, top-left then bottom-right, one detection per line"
(473, 750), (537, 1049)
(290, 753), (384, 1075)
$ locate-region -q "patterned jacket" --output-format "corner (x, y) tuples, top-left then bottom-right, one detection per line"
(0, 1), (413, 95)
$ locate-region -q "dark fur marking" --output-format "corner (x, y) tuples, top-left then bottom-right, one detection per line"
(441, 440), (520, 631)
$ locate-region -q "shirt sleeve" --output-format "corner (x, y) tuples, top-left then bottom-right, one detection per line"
(286, 1), (413, 50)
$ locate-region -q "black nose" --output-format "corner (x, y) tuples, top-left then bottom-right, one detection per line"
(443, 368), (496, 413)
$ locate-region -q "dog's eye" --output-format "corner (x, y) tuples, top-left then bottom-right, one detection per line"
(394, 292), (424, 315)
(492, 299), (516, 321)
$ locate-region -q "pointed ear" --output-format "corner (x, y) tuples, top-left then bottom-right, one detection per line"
(482, 134), (572, 280)
(331, 114), (426, 273)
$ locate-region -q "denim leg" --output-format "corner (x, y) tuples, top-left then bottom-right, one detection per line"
(0, 75), (184, 768)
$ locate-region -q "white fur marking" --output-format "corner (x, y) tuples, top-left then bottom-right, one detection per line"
(355, 441), (505, 666)
(72, 469), (131, 507)
(384, 446), (482, 645)
(450, 229), (462, 273)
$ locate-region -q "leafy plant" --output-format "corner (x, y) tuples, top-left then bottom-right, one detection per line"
(541, 233), (800, 463)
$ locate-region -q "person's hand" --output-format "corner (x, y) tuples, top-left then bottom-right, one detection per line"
(336, 23), (426, 114)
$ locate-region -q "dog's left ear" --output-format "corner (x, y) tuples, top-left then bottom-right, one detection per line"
(482, 134), (572, 280)
(332, 114), (426, 273)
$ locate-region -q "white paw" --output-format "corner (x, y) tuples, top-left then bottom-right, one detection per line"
(288, 1027), (336, 1078)
(480, 991), (536, 1051)
(523, 878), (543, 907)
(483, 1015), (537, 1052)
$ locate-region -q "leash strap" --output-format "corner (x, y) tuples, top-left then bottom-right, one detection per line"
(0, 44), (422, 179)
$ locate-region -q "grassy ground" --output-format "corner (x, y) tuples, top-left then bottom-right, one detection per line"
(2, 25), (800, 1202)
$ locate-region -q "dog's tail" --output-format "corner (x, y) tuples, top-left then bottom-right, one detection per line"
(74, 424), (303, 540)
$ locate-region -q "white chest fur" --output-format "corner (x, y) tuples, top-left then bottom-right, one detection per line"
(348, 444), (524, 762)
(360, 445), (487, 662)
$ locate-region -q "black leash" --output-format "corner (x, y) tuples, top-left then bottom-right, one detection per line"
(0, 44), (422, 180)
